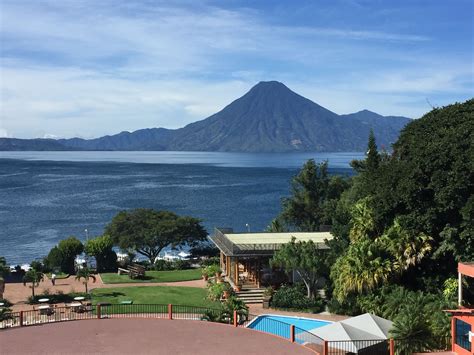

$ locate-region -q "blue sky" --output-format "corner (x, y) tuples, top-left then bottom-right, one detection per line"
(0, 0), (472, 139)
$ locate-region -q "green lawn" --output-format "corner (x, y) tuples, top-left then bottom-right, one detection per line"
(100, 269), (202, 284)
(91, 285), (218, 310)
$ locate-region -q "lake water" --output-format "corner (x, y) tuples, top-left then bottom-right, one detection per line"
(0, 151), (363, 265)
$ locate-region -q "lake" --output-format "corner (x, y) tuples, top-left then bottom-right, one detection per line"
(0, 151), (363, 265)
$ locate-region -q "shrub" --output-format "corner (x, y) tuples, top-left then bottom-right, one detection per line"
(200, 257), (220, 267)
(173, 259), (191, 270)
(205, 264), (221, 277)
(271, 283), (324, 312)
(151, 260), (174, 271)
(207, 282), (226, 301)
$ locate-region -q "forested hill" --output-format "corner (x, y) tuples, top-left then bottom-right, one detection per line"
(1, 81), (411, 152)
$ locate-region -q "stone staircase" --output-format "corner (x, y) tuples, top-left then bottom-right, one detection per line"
(235, 285), (264, 304)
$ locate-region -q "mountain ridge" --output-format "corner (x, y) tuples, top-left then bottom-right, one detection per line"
(0, 81), (411, 152)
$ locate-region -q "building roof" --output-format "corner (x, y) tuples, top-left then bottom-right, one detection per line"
(458, 262), (474, 278)
(225, 232), (333, 245)
(210, 229), (333, 256)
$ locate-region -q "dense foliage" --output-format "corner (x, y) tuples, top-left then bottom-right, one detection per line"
(271, 283), (324, 312)
(270, 99), (473, 348)
(105, 209), (207, 264)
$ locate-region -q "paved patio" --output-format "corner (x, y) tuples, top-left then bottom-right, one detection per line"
(0, 318), (314, 354)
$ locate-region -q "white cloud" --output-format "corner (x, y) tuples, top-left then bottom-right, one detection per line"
(0, 0), (472, 138)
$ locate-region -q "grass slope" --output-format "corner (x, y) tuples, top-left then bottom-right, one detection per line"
(100, 269), (202, 284)
(91, 285), (217, 309)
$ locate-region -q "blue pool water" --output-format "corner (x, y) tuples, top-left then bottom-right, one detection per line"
(247, 314), (330, 341)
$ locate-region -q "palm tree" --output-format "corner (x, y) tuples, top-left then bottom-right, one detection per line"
(390, 305), (435, 355)
(379, 219), (432, 271)
(349, 198), (376, 242)
(23, 269), (44, 298)
(75, 267), (96, 293)
(331, 238), (393, 302)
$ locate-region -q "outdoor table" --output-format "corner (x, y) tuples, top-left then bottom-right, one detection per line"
(38, 304), (51, 315)
(70, 302), (84, 312)
(38, 298), (50, 303)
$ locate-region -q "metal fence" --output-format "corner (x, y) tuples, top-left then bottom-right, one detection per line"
(327, 339), (390, 355)
(0, 305), (453, 355)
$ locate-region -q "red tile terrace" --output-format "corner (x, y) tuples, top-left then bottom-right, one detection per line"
(0, 303), (400, 355)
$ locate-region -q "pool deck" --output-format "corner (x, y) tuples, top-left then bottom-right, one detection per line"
(0, 318), (315, 354)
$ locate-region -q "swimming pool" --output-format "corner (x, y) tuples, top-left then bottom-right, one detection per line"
(247, 314), (331, 342)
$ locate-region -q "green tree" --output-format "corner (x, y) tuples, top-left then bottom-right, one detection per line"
(84, 235), (117, 272)
(75, 267), (96, 293)
(45, 237), (84, 274)
(23, 269), (44, 297)
(105, 209), (207, 264)
(280, 160), (349, 231)
(57, 237), (84, 274)
(0, 257), (9, 299)
(271, 238), (328, 299)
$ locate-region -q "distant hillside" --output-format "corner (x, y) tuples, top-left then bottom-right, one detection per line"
(0, 138), (73, 151)
(1, 81), (411, 152)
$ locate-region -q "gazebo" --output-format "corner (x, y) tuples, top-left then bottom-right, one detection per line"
(209, 228), (332, 289)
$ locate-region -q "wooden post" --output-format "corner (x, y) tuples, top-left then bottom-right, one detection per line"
(234, 257), (239, 286)
(168, 304), (173, 320)
(96, 305), (101, 319)
(233, 310), (238, 327)
(20, 311), (24, 326)
(290, 325), (295, 342)
(389, 338), (394, 355)
(323, 340), (328, 355)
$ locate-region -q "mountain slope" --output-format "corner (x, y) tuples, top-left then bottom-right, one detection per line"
(1, 81), (411, 152)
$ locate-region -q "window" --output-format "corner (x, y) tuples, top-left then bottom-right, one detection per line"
(455, 318), (472, 351)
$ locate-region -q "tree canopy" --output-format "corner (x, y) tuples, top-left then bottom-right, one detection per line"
(280, 160), (349, 231)
(84, 235), (117, 272)
(44, 237), (84, 274)
(271, 238), (328, 299)
(105, 209), (207, 264)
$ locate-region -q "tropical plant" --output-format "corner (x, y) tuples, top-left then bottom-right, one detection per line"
(331, 238), (393, 302)
(391, 305), (435, 355)
(271, 238), (328, 299)
(105, 209), (207, 264)
(23, 269), (44, 297)
(75, 267), (96, 293)
(221, 296), (249, 324)
(0, 257), (9, 299)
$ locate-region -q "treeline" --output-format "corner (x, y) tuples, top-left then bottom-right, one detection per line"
(269, 99), (474, 348)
